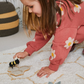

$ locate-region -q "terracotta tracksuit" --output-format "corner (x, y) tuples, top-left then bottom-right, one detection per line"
(24, 1), (84, 71)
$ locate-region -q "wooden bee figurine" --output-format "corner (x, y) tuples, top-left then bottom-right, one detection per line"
(9, 57), (20, 68)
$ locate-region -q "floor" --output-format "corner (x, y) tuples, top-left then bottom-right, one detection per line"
(0, 31), (84, 84)
(0, 27), (35, 51)
(0, 25), (84, 84)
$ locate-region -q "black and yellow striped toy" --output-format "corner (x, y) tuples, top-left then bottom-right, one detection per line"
(9, 58), (20, 68)
(0, 0), (19, 37)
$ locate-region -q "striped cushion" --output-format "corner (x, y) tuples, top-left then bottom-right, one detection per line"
(0, 2), (19, 37)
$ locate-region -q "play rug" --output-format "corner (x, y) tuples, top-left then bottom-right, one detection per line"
(0, 40), (84, 84)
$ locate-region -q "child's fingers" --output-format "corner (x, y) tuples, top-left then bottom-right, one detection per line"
(18, 56), (24, 59)
(13, 55), (17, 59)
(13, 52), (27, 60)
(39, 72), (46, 78)
(41, 67), (45, 70)
(37, 71), (46, 78)
(13, 53), (19, 59)
(38, 67), (45, 75)
(46, 73), (51, 78)
(37, 70), (43, 76)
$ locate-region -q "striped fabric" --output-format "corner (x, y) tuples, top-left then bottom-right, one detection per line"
(0, 2), (19, 37)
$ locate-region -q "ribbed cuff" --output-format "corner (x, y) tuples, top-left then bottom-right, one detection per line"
(24, 45), (35, 56)
(49, 63), (59, 71)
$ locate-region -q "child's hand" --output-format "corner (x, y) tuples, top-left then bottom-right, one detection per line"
(37, 66), (55, 78)
(13, 51), (28, 59)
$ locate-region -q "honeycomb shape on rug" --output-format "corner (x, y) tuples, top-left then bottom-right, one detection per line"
(8, 67), (19, 72)
(8, 66), (31, 77)
(10, 70), (24, 77)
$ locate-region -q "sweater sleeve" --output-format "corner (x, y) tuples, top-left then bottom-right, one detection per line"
(49, 27), (77, 71)
(24, 31), (52, 56)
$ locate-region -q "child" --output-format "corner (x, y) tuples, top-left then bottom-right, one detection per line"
(13, 0), (84, 78)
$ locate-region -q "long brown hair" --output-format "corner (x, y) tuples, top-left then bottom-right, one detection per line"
(23, 0), (82, 37)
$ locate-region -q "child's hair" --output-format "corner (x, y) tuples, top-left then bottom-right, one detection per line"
(23, 0), (82, 38)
